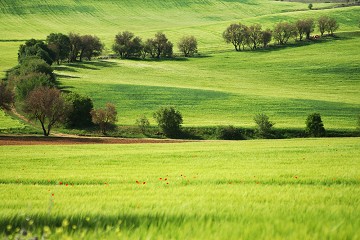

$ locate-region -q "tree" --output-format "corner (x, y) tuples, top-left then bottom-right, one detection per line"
(261, 29), (272, 48)
(18, 39), (55, 65)
(79, 35), (104, 61)
(46, 33), (71, 64)
(318, 16), (329, 36)
(305, 113), (325, 137)
(247, 24), (263, 50)
(254, 113), (274, 138)
(91, 103), (117, 135)
(296, 19), (314, 41)
(0, 81), (14, 110)
(145, 32), (173, 58)
(178, 36), (198, 57)
(326, 17), (339, 36)
(68, 32), (82, 62)
(113, 31), (143, 59)
(308, 3), (313, 10)
(273, 22), (297, 45)
(153, 106), (183, 137)
(223, 23), (248, 51)
(24, 86), (71, 136)
(64, 92), (94, 128)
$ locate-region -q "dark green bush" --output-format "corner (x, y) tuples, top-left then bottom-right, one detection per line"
(305, 113), (326, 137)
(64, 92), (94, 128)
(153, 106), (183, 138)
(217, 126), (244, 140)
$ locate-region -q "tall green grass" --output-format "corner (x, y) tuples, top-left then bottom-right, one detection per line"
(1, 138), (359, 239)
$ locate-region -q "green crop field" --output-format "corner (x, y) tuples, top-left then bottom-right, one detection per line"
(1, 138), (360, 239)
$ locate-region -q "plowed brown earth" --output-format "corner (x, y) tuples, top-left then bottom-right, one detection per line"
(0, 135), (190, 146)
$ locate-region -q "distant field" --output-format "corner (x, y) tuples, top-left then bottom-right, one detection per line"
(1, 138), (359, 239)
(0, 1), (359, 130)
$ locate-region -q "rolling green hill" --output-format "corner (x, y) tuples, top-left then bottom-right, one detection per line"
(0, 0), (359, 131)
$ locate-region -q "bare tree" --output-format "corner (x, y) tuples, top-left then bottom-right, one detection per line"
(91, 103), (117, 135)
(24, 86), (71, 136)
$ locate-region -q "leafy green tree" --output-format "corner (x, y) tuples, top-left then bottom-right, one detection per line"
(247, 24), (263, 50)
(254, 113), (274, 138)
(68, 32), (82, 62)
(91, 103), (118, 135)
(261, 29), (272, 48)
(64, 92), (94, 128)
(145, 32), (173, 59)
(326, 17), (339, 36)
(273, 22), (297, 45)
(0, 81), (14, 110)
(318, 16), (329, 36)
(223, 23), (248, 51)
(178, 36), (198, 57)
(153, 106), (183, 137)
(113, 31), (143, 59)
(18, 39), (55, 65)
(46, 33), (71, 64)
(24, 86), (71, 136)
(305, 113), (326, 137)
(308, 3), (313, 10)
(296, 19), (314, 41)
(79, 35), (104, 61)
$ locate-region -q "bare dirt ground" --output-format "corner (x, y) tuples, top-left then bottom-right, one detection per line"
(0, 135), (190, 146)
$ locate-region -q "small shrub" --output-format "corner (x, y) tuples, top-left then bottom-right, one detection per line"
(305, 113), (325, 137)
(217, 126), (244, 140)
(254, 113), (274, 138)
(153, 106), (183, 138)
(308, 3), (313, 10)
(136, 115), (150, 134)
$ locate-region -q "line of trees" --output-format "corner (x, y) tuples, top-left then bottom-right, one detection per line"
(223, 16), (339, 51)
(113, 31), (198, 59)
(18, 33), (104, 65)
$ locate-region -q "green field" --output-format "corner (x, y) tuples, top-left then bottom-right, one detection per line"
(1, 138), (359, 239)
(0, 1), (359, 131)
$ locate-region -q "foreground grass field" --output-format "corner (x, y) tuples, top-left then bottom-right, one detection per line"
(0, 138), (359, 239)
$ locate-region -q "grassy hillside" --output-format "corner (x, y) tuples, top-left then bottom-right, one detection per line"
(1, 138), (359, 239)
(0, 1), (359, 131)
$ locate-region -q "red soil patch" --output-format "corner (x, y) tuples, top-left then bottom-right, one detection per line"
(0, 135), (190, 146)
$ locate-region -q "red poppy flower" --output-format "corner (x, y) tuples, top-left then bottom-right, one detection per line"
(52, 193), (54, 196)
(143, 182), (146, 184)
(59, 182), (63, 185)
(159, 178), (162, 180)
(66, 184), (68, 187)
(164, 178), (167, 181)
(136, 181), (140, 184)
